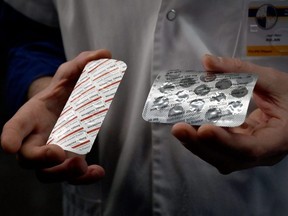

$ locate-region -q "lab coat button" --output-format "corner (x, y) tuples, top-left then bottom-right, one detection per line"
(167, 9), (176, 21)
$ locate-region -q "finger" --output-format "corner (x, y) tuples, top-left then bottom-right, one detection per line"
(18, 143), (66, 169)
(198, 124), (288, 170)
(36, 157), (86, 183)
(202, 54), (288, 117)
(172, 123), (256, 162)
(196, 124), (280, 161)
(171, 123), (214, 160)
(68, 165), (105, 185)
(197, 124), (251, 150)
(171, 122), (198, 144)
(74, 49), (112, 71)
(53, 49), (112, 82)
(201, 54), (287, 95)
(202, 54), (266, 74)
(1, 106), (37, 153)
(45, 49), (113, 111)
(171, 123), (235, 172)
(36, 157), (105, 184)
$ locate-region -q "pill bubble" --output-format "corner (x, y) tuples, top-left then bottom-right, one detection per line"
(215, 78), (232, 90)
(205, 108), (222, 122)
(153, 96), (169, 109)
(231, 86), (248, 98)
(236, 75), (254, 84)
(168, 106), (185, 118)
(228, 101), (243, 113)
(210, 92), (226, 102)
(200, 73), (216, 82)
(176, 90), (189, 102)
(165, 69), (181, 81)
(189, 99), (205, 113)
(179, 77), (197, 88)
(159, 82), (176, 93)
(194, 84), (211, 96)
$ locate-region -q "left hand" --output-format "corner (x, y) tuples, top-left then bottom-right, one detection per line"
(1, 50), (111, 184)
(172, 55), (288, 174)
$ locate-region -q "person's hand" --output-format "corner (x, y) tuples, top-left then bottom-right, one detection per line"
(1, 49), (111, 184)
(172, 55), (288, 174)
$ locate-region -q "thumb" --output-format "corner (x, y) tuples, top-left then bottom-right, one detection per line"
(52, 49), (112, 82)
(201, 54), (287, 97)
(201, 54), (271, 77)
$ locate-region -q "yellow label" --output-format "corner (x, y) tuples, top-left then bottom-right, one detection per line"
(247, 45), (288, 56)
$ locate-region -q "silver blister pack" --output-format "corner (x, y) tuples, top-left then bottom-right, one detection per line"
(142, 70), (258, 127)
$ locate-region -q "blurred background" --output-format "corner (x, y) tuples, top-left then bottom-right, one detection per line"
(0, 8), (62, 216)
(0, 1), (63, 214)
(0, 60), (63, 216)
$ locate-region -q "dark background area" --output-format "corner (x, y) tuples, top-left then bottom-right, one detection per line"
(0, 0), (62, 216)
(0, 73), (63, 216)
(0, 149), (63, 216)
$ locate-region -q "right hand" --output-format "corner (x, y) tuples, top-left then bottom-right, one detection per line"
(1, 49), (111, 184)
(172, 55), (288, 174)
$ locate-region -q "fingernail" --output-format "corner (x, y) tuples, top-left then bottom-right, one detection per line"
(205, 54), (221, 64)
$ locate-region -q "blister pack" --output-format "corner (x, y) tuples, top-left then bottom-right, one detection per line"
(142, 70), (258, 127)
(47, 59), (127, 155)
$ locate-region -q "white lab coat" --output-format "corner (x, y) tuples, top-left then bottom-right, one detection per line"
(5, 0), (288, 215)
